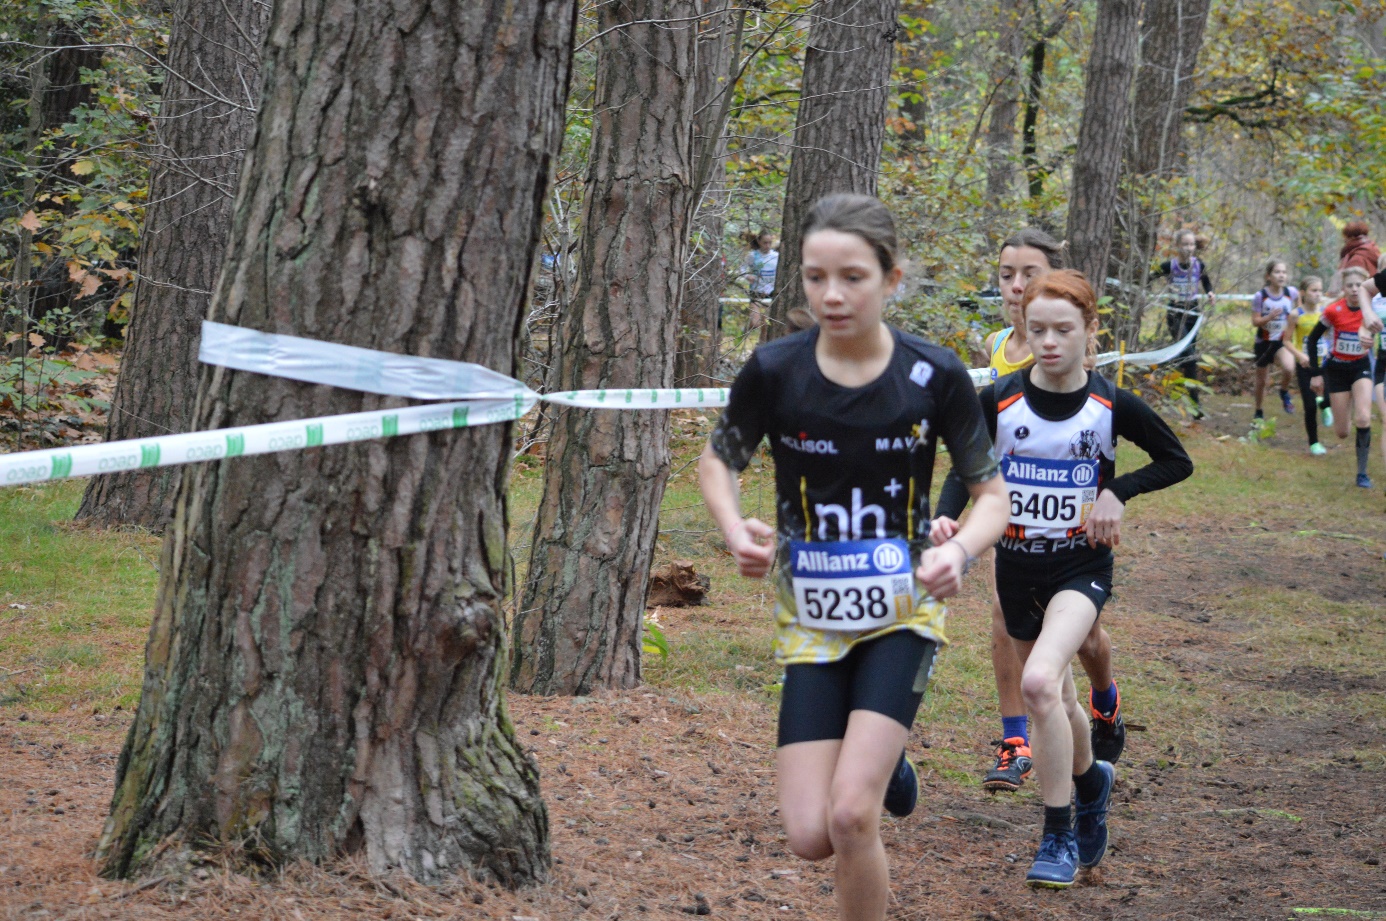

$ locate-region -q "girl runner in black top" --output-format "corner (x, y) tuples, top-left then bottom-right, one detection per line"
(932, 271), (1192, 889)
(700, 195), (1008, 921)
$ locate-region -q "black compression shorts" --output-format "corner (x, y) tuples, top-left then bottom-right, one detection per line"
(994, 549), (1114, 642)
(1322, 358), (1372, 394)
(1254, 339), (1285, 368)
(777, 630), (937, 747)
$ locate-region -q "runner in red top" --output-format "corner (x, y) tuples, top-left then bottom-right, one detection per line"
(1306, 267), (1383, 487)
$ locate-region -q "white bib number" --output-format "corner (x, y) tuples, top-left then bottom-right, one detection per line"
(1003, 455), (1100, 533)
(1335, 332), (1364, 357)
(789, 539), (915, 632)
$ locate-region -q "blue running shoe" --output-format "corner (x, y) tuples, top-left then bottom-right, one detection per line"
(1025, 831), (1078, 889)
(883, 752), (918, 818)
(1282, 391), (1294, 414)
(1075, 760), (1115, 868)
(1357, 474), (1373, 489)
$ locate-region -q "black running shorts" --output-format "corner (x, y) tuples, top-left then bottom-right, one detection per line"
(994, 548), (1114, 642)
(1253, 339), (1285, 368)
(1322, 358), (1372, 394)
(1374, 350), (1385, 387)
(777, 630), (937, 747)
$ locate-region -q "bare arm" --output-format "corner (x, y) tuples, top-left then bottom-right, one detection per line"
(915, 474), (1008, 600)
(698, 443), (775, 578)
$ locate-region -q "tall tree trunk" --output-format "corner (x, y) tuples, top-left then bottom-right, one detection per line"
(983, 0), (1027, 218)
(509, 0), (699, 695)
(75, 0), (268, 531)
(763, 0), (899, 342)
(677, 4), (743, 388)
(1118, 0), (1211, 289)
(1021, 36), (1048, 201)
(96, 0), (576, 884)
(1065, 0), (1140, 288)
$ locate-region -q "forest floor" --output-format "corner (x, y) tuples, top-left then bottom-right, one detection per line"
(1, 390), (1384, 921)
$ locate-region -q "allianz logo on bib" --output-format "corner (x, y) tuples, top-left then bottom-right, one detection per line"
(1004, 455), (1092, 485)
(793, 541), (908, 575)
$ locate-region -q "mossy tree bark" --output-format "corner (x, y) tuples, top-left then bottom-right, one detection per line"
(76, 0), (268, 532)
(763, 0), (899, 342)
(1065, 0), (1140, 289)
(510, 0), (699, 695)
(96, 0), (576, 884)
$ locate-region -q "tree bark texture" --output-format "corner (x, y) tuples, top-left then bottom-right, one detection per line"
(983, 0), (1027, 213)
(677, 4), (742, 387)
(1065, 0), (1140, 288)
(1131, 0), (1210, 179)
(510, 0), (699, 695)
(764, 0), (899, 341)
(97, 0), (576, 884)
(75, 0), (269, 532)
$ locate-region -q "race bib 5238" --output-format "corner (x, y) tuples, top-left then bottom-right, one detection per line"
(789, 538), (915, 632)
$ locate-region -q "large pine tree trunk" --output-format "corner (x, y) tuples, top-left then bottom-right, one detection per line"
(510, 0), (699, 695)
(763, 0), (899, 342)
(677, 4), (743, 387)
(1065, 0), (1140, 288)
(96, 0), (576, 884)
(75, 0), (268, 531)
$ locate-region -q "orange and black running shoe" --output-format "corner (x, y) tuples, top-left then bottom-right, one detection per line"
(1089, 688), (1127, 764)
(982, 737), (1033, 792)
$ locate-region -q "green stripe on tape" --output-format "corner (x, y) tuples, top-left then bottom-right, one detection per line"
(50, 454), (73, 478)
(226, 433), (245, 457)
(306, 423), (324, 447)
(453, 406), (469, 428)
(140, 444), (160, 468)
(382, 414), (399, 438)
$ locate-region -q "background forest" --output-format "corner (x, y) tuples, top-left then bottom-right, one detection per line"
(1, 0), (1385, 416)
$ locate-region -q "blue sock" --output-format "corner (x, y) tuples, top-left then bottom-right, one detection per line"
(1002, 715), (1029, 744)
(1090, 680), (1118, 717)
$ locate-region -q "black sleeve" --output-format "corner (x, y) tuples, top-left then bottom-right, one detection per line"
(1306, 321), (1327, 372)
(1201, 268), (1213, 294)
(1151, 259), (1172, 280)
(1106, 389), (1194, 504)
(1375, 270), (1386, 295)
(935, 384), (997, 519)
(708, 353), (770, 472)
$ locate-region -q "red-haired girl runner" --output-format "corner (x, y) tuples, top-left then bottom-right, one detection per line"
(931, 271), (1192, 888)
(700, 194), (1008, 921)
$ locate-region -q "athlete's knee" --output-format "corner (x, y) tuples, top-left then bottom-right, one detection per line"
(827, 792), (879, 852)
(1354, 408), (1372, 429)
(1020, 666), (1063, 712)
(1077, 625), (1108, 663)
(783, 810), (833, 861)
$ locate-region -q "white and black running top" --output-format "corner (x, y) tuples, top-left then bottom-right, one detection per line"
(937, 369), (1192, 557)
(1154, 258), (1213, 307)
(1252, 287), (1298, 342)
(712, 326), (1000, 549)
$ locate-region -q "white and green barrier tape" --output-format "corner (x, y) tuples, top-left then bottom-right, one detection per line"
(0, 315), (1201, 489)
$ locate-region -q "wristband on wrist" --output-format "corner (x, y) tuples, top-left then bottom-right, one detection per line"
(944, 538), (974, 575)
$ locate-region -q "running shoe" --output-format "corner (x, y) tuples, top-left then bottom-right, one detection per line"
(883, 752), (919, 818)
(1089, 689), (1126, 764)
(1253, 409), (1265, 420)
(1025, 831), (1079, 889)
(1322, 404), (1334, 427)
(1309, 442), (1327, 456)
(982, 737), (1033, 792)
(1281, 392), (1294, 413)
(1075, 760), (1115, 868)
(1357, 474), (1374, 489)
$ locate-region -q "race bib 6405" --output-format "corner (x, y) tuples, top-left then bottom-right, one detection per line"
(789, 538), (915, 632)
(1004, 454), (1100, 532)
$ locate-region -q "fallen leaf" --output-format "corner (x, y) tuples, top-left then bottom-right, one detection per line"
(19, 210), (41, 232)
(28, 332), (46, 348)
(78, 274), (101, 299)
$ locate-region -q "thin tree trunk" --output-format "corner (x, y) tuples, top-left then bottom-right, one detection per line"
(1022, 36), (1048, 201)
(983, 0), (1027, 215)
(1065, 0), (1140, 288)
(763, 0), (899, 342)
(677, 4), (743, 387)
(75, 0), (268, 531)
(97, 0), (576, 884)
(509, 0), (699, 696)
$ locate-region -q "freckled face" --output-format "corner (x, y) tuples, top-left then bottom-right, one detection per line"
(802, 230), (901, 341)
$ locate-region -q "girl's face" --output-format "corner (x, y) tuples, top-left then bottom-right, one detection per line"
(1025, 296), (1094, 378)
(1177, 234), (1197, 260)
(758, 234), (775, 253)
(1303, 281), (1323, 307)
(802, 230), (901, 342)
(998, 245), (1053, 324)
(1343, 276), (1363, 302)
(1267, 263), (1288, 288)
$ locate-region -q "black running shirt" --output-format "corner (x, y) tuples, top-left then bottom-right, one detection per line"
(710, 326), (999, 553)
